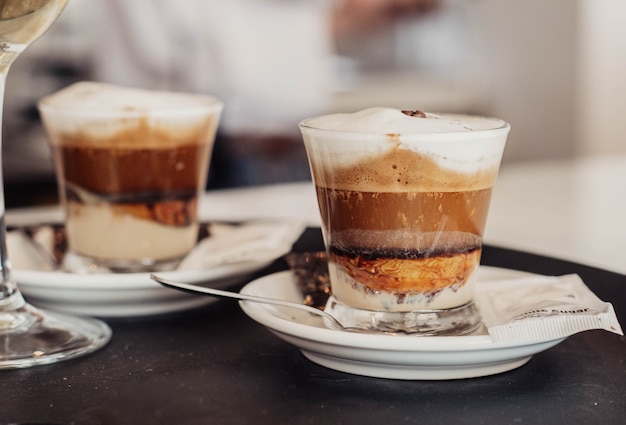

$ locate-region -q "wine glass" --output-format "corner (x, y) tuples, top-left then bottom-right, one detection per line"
(0, 0), (110, 368)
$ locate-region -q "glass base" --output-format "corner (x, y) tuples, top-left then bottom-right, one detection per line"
(0, 303), (111, 369)
(324, 296), (482, 336)
(63, 251), (182, 274)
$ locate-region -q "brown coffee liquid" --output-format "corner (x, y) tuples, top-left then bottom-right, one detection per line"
(316, 187), (491, 292)
(316, 188), (492, 240)
(53, 143), (210, 226)
(56, 144), (209, 194)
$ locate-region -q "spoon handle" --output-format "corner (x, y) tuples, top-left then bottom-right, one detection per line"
(151, 274), (338, 324)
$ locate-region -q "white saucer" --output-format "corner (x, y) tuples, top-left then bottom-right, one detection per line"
(239, 266), (567, 380)
(9, 220), (303, 318)
(16, 259), (276, 318)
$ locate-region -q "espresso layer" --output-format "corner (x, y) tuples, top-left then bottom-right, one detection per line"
(316, 188), (493, 242)
(53, 143), (210, 194)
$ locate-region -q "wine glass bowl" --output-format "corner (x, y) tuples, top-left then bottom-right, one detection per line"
(0, 0), (111, 368)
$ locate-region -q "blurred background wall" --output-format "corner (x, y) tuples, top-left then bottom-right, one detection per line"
(2, 0), (625, 206)
(576, 0), (626, 157)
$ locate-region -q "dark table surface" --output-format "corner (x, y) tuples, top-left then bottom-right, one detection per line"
(2, 227), (625, 425)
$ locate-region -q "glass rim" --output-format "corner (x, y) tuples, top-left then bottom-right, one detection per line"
(37, 95), (224, 118)
(298, 115), (510, 138)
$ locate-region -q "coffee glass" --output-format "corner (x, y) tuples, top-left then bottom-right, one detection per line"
(38, 82), (223, 272)
(299, 108), (509, 335)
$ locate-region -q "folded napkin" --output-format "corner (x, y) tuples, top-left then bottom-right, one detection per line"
(475, 273), (623, 342)
(176, 221), (304, 270)
(7, 221), (305, 274)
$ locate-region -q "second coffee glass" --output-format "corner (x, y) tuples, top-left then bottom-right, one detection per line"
(38, 82), (223, 273)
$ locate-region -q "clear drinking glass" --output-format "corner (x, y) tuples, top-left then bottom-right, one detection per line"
(0, 0), (111, 368)
(38, 82), (223, 273)
(300, 108), (509, 335)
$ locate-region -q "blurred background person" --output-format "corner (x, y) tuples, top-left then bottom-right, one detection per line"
(4, 0), (625, 206)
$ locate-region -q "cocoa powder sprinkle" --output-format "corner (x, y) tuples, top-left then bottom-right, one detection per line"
(401, 110), (427, 118)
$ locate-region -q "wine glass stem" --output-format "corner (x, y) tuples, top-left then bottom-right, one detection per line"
(0, 69), (25, 311)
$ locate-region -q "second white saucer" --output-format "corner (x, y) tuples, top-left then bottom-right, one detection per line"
(239, 266), (567, 380)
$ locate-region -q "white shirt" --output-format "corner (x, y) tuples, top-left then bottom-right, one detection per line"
(89, 0), (337, 136)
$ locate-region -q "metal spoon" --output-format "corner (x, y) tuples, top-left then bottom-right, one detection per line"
(151, 274), (354, 332)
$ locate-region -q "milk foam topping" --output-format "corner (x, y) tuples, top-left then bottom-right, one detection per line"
(300, 108), (509, 178)
(39, 82), (223, 147)
(40, 82), (222, 115)
(302, 107), (507, 134)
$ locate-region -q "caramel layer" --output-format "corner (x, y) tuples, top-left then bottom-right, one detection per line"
(330, 248), (480, 293)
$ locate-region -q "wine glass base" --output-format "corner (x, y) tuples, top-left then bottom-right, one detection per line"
(0, 303), (111, 369)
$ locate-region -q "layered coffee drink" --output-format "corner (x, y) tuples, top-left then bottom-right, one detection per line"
(300, 108), (509, 333)
(39, 82), (222, 271)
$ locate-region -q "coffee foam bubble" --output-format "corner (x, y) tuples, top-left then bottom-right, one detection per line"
(300, 108), (509, 191)
(38, 82), (223, 147)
